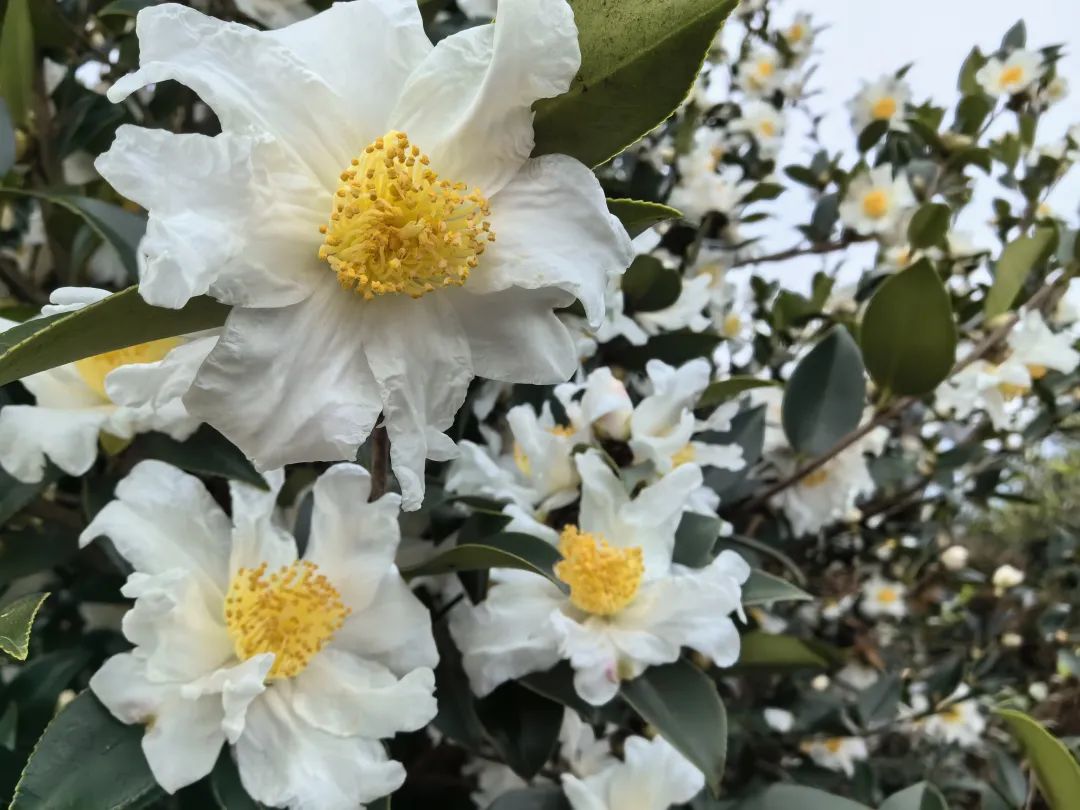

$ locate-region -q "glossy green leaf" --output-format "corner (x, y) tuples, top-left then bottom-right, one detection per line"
(0, 592), (47, 661)
(781, 327), (866, 455)
(0, 286), (230, 387)
(135, 426), (266, 490)
(997, 708), (1080, 810)
(880, 782), (950, 810)
(985, 228), (1057, 319)
(533, 0), (738, 167)
(697, 377), (780, 409)
(736, 631), (829, 670)
(11, 692), (163, 810)
(400, 532), (564, 589)
(489, 787), (570, 810)
(621, 659), (727, 796)
(857, 671), (902, 727)
(755, 785), (871, 810)
(0, 465), (60, 525)
(0, 99), (14, 175)
(0, 0), (33, 127)
(857, 119), (889, 152)
(672, 511), (720, 568)
(861, 260), (957, 396)
(0, 525), (79, 589)
(210, 750), (259, 810)
(615, 330), (723, 371)
(476, 681), (563, 781)
(607, 198), (681, 237)
(742, 570), (812, 606)
(907, 203), (951, 250)
(97, 0), (164, 16)
(621, 255), (681, 313)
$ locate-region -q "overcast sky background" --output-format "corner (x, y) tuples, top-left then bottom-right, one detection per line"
(723, 0), (1080, 293)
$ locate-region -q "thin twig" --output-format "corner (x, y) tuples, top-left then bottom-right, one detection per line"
(369, 424), (389, 502)
(730, 233), (872, 268)
(0, 256), (46, 306)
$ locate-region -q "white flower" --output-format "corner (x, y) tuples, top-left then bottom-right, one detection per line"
(98, 1), (633, 510)
(837, 663), (880, 690)
(763, 707), (794, 733)
(458, 0), (498, 18)
(1009, 310), (1080, 375)
(860, 576), (907, 619)
(992, 563), (1025, 590)
(569, 366), (635, 441)
(235, 0), (313, 28)
(941, 545), (970, 571)
(669, 161), (753, 223)
(839, 165), (915, 236)
(976, 49), (1044, 96)
(82, 462), (438, 808)
(800, 737), (868, 777)
(636, 273), (713, 335)
(589, 275), (649, 348)
(781, 12), (815, 59)
(737, 46), (786, 96)
(0, 287), (212, 483)
(450, 450), (748, 705)
(847, 75), (911, 133)
(921, 696), (986, 747)
(562, 735), (704, 810)
(731, 100), (785, 156)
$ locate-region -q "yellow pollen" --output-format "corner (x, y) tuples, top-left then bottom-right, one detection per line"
(1027, 363), (1048, 380)
(723, 312), (742, 338)
(871, 96), (898, 120)
(824, 738), (844, 754)
(555, 526), (644, 617)
(75, 338), (181, 399)
(787, 23), (805, 43)
(939, 705), (964, 723)
(549, 425), (576, 438)
(318, 130), (494, 300)
(999, 64), (1025, 89)
(802, 467), (830, 488)
(672, 443), (696, 467)
(759, 120), (777, 137)
(998, 380), (1031, 399)
(224, 560), (349, 680)
(861, 189), (890, 219)
(756, 59), (775, 79)
(877, 587), (899, 604)
(513, 442), (531, 477)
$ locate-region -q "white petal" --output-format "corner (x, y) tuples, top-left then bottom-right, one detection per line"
(81, 460), (231, 589)
(228, 470), (298, 575)
(90, 652), (174, 726)
(184, 279), (383, 472)
(549, 612), (622, 706)
(105, 335), (217, 409)
(180, 654), (273, 743)
(0, 405), (109, 482)
(289, 649), (436, 738)
(236, 688), (406, 810)
(334, 571), (438, 674)
(465, 155), (632, 326)
(561, 774), (610, 810)
(606, 736), (705, 808)
(390, 0), (580, 194)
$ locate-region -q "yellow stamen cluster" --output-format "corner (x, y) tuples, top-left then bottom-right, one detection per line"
(75, 338), (180, 399)
(224, 560), (349, 680)
(876, 587), (899, 604)
(871, 96), (898, 120)
(861, 189), (890, 219)
(672, 444), (696, 467)
(801, 467), (830, 488)
(318, 130), (494, 300)
(999, 65), (1024, 89)
(555, 526), (644, 617)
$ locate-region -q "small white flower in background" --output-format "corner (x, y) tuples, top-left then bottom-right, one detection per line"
(737, 46), (786, 97)
(800, 737), (868, 777)
(976, 49), (1044, 96)
(235, 0), (313, 28)
(837, 662), (880, 691)
(847, 75), (911, 134)
(451, 450), (748, 705)
(98, 0), (633, 511)
(669, 156), (753, 223)
(860, 576), (908, 619)
(1039, 75), (1069, 108)
(919, 691), (986, 748)
(763, 707), (795, 733)
(635, 273), (714, 335)
(941, 545), (970, 571)
(839, 165), (916, 236)
(781, 12), (815, 59)
(82, 462), (438, 808)
(1008, 309), (1080, 377)
(0, 287), (213, 484)
(560, 366), (635, 442)
(731, 100), (786, 156)
(993, 563), (1025, 591)
(562, 734), (704, 810)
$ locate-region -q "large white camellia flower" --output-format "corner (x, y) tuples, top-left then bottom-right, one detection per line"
(450, 450), (748, 706)
(847, 75), (911, 134)
(976, 49), (1044, 96)
(82, 461), (437, 809)
(98, 1), (633, 510)
(235, 0), (313, 29)
(0, 287), (213, 483)
(838, 165), (915, 236)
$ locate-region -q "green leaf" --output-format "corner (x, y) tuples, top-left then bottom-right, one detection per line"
(614, 330), (722, 371)
(742, 570), (812, 606)
(954, 94), (993, 136)
(861, 260), (957, 396)
(621, 255), (681, 314)
(532, 0), (739, 167)
(736, 631), (829, 670)
(97, 0), (164, 16)
(857, 119), (889, 153)
(857, 671), (902, 727)
(741, 182), (785, 204)
(0, 286), (230, 387)
(0, 592), (47, 661)
(476, 681), (563, 781)
(756, 785), (871, 810)
(135, 426), (266, 490)
(620, 659), (727, 796)
(489, 787), (570, 810)
(957, 47), (988, 96)
(400, 532), (564, 589)
(997, 708), (1080, 810)
(907, 203), (951, 250)
(0, 465), (60, 525)
(984, 228), (1058, 319)
(210, 750), (259, 810)
(805, 192), (839, 243)
(607, 198), (681, 238)
(781, 327), (866, 455)
(0, 0), (33, 127)
(672, 511), (720, 567)
(880, 782), (950, 810)
(1000, 19), (1026, 50)
(0, 99), (14, 175)
(0, 525), (78, 589)
(697, 377), (780, 409)
(11, 691), (164, 810)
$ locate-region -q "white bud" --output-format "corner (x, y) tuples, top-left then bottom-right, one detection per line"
(993, 564), (1025, 590)
(941, 545), (969, 571)
(1001, 632), (1023, 649)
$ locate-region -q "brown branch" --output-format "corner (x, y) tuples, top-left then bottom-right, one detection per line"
(730, 233), (872, 268)
(0, 256), (46, 306)
(369, 424), (389, 502)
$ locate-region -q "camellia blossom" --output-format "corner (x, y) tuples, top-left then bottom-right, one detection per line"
(860, 576), (908, 619)
(82, 461), (438, 809)
(450, 450), (748, 705)
(976, 49), (1044, 96)
(839, 165), (915, 236)
(730, 100), (786, 156)
(0, 287), (212, 483)
(847, 75), (912, 133)
(98, 1), (633, 509)
(800, 737), (869, 777)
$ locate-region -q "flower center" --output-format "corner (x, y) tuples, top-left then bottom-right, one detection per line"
(877, 587), (899, 603)
(824, 738), (844, 754)
(1027, 363), (1048, 380)
(871, 96), (897, 120)
(225, 561), (349, 680)
(759, 120), (777, 137)
(318, 130), (494, 300)
(555, 526), (644, 617)
(939, 705), (964, 724)
(756, 59), (775, 79)
(723, 312), (743, 338)
(802, 467), (830, 487)
(672, 443), (696, 467)
(75, 338), (181, 399)
(861, 189), (890, 219)
(787, 23), (805, 43)
(999, 64), (1024, 89)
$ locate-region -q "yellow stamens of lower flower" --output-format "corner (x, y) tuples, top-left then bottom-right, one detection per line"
(939, 705), (964, 723)
(824, 738), (844, 753)
(513, 442), (531, 477)
(555, 526), (644, 617)
(75, 338), (181, 399)
(672, 444), (696, 467)
(877, 587), (899, 604)
(723, 312), (742, 338)
(759, 120), (777, 138)
(225, 561), (349, 680)
(318, 130), (494, 300)
(1027, 363), (1048, 380)
(861, 189), (890, 219)
(998, 380), (1031, 399)
(871, 96), (897, 120)
(802, 468), (830, 487)
(999, 65), (1024, 89)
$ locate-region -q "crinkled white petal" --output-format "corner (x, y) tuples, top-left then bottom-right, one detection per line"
(105, 335), (217, 410)
(180, 654), (274, 744)
(0, 404), (110, 482)
(228, 470), (298, 575)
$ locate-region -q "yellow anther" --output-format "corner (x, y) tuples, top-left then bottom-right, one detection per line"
(802, 468), (830, 488)
(672, 444), (696, 467)
(75, 338), (181, 399)
(555, 526), (644, 617)
(999, 65), (1024, 89)
(871, 96), (897, 120)
(861, 189), (890, 219)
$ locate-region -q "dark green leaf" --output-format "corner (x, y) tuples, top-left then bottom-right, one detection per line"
(957, 47), (989, 96)
(135, 426), (266, 489)
(0, 286), (230, 387)
(997, 708), (1080, 810)
(755, 785), (871, 810)
(861, 260), (957, 396)
(806, 193), (840, 243)
(489, 787), (571, 810)
(0, 525), (79, 588)
(476, 681), (563, 781)
(985, 228), (1058, 318)
(400, 532), (564, 589)
(0, 465), (60, 525)
(673, 511), (720, 567)
(701, 405), (764, 497)
(533, 0), (739, 167)
(621, 255), (681, 313)
(1001, 20), (1026, 50)
(742, 570), (812, 606)
(614, 331), (722, 371)
(607, 198), (681, 238)
(0, 0), (34, 127)
(954, 94), (993, 136)
(10, 691), (165, 810)
(857, 119), (889, 152)
(210, 750), (260, 810)
(620, 659), (727, 796)
(857, 671), (902, 727)
(907, 203), (951, 250)
(520, 663), (604, 722)
(0, 99), (14, 175)
(736, 631), (829, 670)
(880, 782), (950, 810)
(741, 182), (785, 204)
(0, 592), (47, 661)
(781, 327), (866, 455)
(697, 377), (779, 409)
